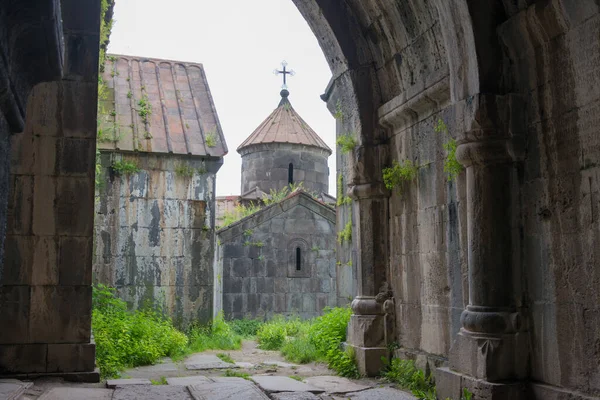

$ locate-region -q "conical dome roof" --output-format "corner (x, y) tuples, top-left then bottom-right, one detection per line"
(237, 90), (331, 154)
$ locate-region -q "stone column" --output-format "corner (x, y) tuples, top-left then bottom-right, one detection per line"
(347, 173), (391, 376)
(437, 94), (528, 399)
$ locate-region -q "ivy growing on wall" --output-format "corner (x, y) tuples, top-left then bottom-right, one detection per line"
(382, 160), (418, 192)
(435, 118), (463, 181)
(336, 173), (352, 206)
(337, 221), (352, 244)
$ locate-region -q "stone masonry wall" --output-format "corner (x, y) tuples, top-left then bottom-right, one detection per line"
(217, 193), (337, 320)
(93, 152), (219, 327)
(240, 144), (329, 196)
(2, 80), (98, 375)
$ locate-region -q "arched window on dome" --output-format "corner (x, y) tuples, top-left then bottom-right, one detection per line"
(288, 163), (294, 185)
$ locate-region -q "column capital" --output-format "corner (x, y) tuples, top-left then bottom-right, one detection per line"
(455, 93), (526, 167)
(348, 182), (390, 200)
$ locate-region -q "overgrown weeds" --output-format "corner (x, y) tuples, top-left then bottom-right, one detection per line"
(186, 312), (242, 353)
(228, 318), (264, 338)
(92, 285), (188, 379)
(383, 358), (436, 400)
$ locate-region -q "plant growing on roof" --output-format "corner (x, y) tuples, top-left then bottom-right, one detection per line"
(175, 164), (195, 177)
(336, 133), (356, 154)
(137, 94), (152, 126)
(333, 100), (344, 121)
(435, 118), (463, 182)
(205, 130), (217, 147)
(111, 160), (140, 175)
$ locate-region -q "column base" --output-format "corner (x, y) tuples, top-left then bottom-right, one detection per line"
(436, 367), (528, 400)
(1, 369), (100, 383)
(348, 345), (388, 377)
(0, 343), (97, 382)
(449, 329), (528, 381)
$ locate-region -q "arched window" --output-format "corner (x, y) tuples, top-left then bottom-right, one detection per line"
(296, 247), (301, 271)
(288, 163), (294, 185)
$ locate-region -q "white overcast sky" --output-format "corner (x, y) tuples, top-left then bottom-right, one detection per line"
(108, 0), (336, 196)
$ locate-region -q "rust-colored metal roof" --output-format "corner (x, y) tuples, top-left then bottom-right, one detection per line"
(237, 90), (331, 154)
(98, 54), (227, 157)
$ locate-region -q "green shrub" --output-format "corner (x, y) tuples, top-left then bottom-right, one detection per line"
(383, 358), (436, 400)
(228, 318), (264, 337)
(307, 306), (359, 378)
(187, 312), (242, 353)
(257, 321), (287, 350)
(111, 160), (140, 175)
(281, 336), (320, 364)
(205, 130), (217, 147)
(92, 285), (188, 379)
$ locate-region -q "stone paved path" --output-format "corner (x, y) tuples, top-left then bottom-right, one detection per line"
(4, 340), (416, 399)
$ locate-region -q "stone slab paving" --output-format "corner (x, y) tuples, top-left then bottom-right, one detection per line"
(166, 376), (213, 386)
(106, 378), (152, 388)
(185, 354), (237, 370)
(235, 361), (254, 368)
(251, 375), (325, 394)
(345, 387), (415, 399)
(112, 385), (193, 400)
(262, 360), (298, 368)
(304, 376), (371, 394)
(0, 379), (33, 400)
(37, 387), (113, 400)
(271, 392), (321, 400)
(188, 376), (269, 400)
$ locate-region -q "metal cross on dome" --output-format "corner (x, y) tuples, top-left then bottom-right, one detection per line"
(273, 60), (295, 89)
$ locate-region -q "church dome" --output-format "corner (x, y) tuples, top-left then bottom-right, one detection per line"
(237, 89), (331, 154)
(237, 88), (331, 197)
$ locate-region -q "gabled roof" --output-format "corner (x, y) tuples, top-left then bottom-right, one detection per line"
(217, 189), (335, 240)
(98, 54), (227, 157)
(237, 89), (331, 154)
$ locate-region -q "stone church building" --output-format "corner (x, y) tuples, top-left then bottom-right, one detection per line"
(93, 55), (227, 326)
(215, 88), (337, 320)
(2, 2), (600, 399)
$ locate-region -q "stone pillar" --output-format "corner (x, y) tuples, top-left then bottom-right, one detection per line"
(347, 180), (391, 376)
(436, 94), (528, 399)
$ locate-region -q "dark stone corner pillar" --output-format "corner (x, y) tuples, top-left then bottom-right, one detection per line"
(436, 94), (529, 400)
(0, 0), (101, 382)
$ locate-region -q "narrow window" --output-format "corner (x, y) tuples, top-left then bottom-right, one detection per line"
(288, 163), (294, 184)
(296, 247), (301, 271)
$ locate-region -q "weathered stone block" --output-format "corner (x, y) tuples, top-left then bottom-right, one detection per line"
(59, 237), (92, 285)
(58, 138), (95, 175)
(32, 176), (57, 235)
(29, 286), (91, 343)
(0, 286), (30, 343)
(47, 343), (96, 372)
(0, 344), (47, 374)
(7, 175), (33, 234)
(274, 278), (288, 293)
(56, 177), (94, 236)
(32, 236), (59, 285)
(3, 235), (34, 285)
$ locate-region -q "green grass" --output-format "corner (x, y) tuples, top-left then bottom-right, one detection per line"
(186, 312), (242, 354)
(216, 353), (234, 364)
(223, 369), (250, 380)
(383, 358), (436, 400)
(281, 336), (321, 364)
(228, 318), (264, 338)
(150, 376), (168, 385)
(289, 375), (304, 381)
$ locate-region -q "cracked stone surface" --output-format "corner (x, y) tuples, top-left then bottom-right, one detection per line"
(105, 378), (152, 388)
(188, 376), (269, 400)
(0, 379), (33, 400)
(304, 376), (371, 394)
(251, 375), (325, 393)
(112, 385), (193, 400)
(185, 354), (237, 370)
(37, 388), (113, 400)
